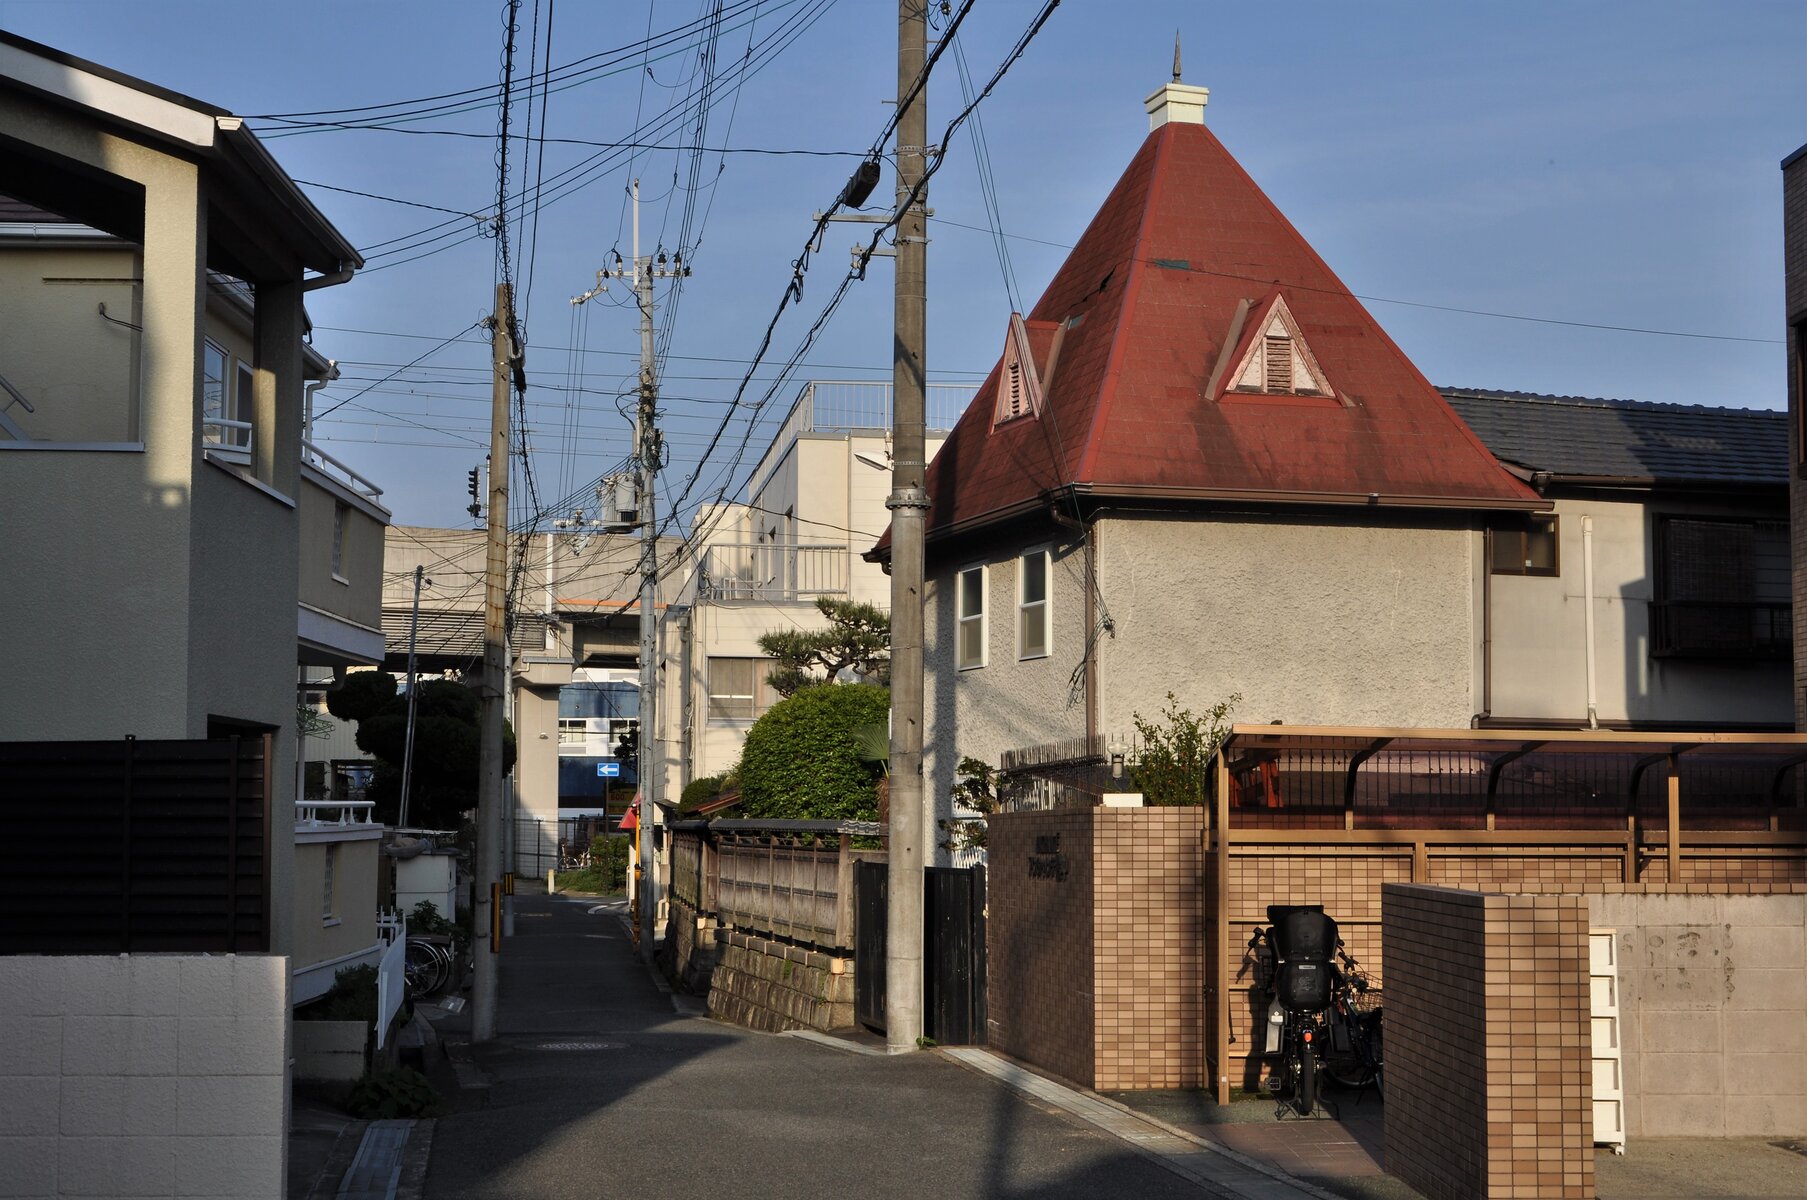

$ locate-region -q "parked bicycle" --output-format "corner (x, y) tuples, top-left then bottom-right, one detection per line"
(1246, 905), (1383, 1118)
(403, 934), (456, 997)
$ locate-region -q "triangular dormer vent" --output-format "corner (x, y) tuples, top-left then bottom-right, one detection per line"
(1225, 295), (1333, 400)
(993, 313), (1046, 427)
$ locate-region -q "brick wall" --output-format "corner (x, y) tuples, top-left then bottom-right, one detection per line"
(0, 954), (291, 1199)
(987, 811), (1097, 1086)
(1382, 884), (1594, 1200)
(1093, 808), (1206, 1089)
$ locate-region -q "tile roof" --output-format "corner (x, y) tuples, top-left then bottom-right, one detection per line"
(913, 117), (1539, 548)
(1440, 389), (1787, 487)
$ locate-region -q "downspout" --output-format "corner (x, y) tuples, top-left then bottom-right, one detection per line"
(1477, 527), (1493, 727)
(303, 359), (338, 445)
(1583, 515), (1599, 729)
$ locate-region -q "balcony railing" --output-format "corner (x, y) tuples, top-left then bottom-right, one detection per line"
(296, 798), (380, 828)
(697, 543), (848, 601)
(1650, 600), (1792, 661)
(303, 437), (385, 501)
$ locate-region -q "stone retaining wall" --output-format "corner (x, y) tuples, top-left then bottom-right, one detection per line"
(704, 930), (854, 1033)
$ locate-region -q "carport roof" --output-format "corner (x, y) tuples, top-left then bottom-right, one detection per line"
(1222, 724), (1807, 762)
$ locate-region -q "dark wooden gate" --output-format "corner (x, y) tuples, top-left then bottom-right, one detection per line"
(925, 866), (987, 1045)
(853, 859), (887, 1031)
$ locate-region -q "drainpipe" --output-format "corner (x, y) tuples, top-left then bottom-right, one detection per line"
(1477, 527), (1493, 727)
(1583, 515), (1599, 729)
(301, 264), (356, 292)
(303, 359), (339, 444)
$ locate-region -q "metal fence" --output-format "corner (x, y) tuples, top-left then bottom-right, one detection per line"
(513, 814), (619, 877)
(697, 543), (849, 601)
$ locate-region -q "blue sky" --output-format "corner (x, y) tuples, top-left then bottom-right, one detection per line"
(4, 1), (1803, 530)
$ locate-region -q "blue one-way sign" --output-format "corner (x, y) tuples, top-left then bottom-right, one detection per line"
(596, 760), (622, 778)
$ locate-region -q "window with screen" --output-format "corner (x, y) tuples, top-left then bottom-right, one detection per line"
(707, 657), (776, 720)
(956, 565), (986, 670)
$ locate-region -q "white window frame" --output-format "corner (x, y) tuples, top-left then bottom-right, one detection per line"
(955, 564), (987, 670)
(1016, 547), (1052, 661)
(707, 657), (773, 721)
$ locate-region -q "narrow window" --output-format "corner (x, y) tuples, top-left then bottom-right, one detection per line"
(322, 844), (337, 922)
(1017, 549), (1050, 660)
(956, 565), (987, 669)
(1489, 515), (1559, 577)
(331, 502), (349, 579)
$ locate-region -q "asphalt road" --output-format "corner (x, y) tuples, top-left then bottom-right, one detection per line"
(421, 894), (1218, 1200)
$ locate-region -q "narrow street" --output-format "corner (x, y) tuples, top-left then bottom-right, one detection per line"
(417, 894), (1230, 1199)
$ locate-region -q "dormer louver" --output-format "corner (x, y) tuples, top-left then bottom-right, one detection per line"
(1223, 294), (1335, 402)
(992, 312), (1047, 427)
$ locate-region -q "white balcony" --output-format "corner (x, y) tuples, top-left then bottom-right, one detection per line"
(697, 543), (849, 602)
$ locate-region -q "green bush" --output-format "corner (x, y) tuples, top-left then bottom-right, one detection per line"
(1129, 691), (1239, 806)
(738, 683), (889, 820)
(301, 964), (378, 1025)
(592, 835), (630, 891)
(679, 775), (723, 812)
(345, 1066), (443, 1119)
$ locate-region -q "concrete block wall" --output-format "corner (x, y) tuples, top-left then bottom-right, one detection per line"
(705, 930), (853, 1033)
(0, 954), (290, 1199)
(1590, 892), (1807, 1137)
(1381, 884), (1594, 1200)
(986, 811), (1097, 1087)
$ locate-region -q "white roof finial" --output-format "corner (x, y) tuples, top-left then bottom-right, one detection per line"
(1145, 37), (1208, 131)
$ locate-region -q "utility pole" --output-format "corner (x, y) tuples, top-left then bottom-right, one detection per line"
(399, 564), (426, 828)
(574, 180), (687, 958)
(474, 281), (521, 1043)
(885, 0), (929, 1054)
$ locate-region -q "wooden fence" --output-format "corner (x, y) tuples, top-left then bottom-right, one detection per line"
(669, 819), (883, 954)
(0, 735), (273, 954)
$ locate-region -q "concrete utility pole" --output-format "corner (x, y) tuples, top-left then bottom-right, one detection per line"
(575, 180), (688, 957)
(885, 0), (929, 1054)
(399, 564), (426, 828)
(474, 281), (520, 1043)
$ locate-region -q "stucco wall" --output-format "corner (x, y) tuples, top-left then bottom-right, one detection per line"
(1488, 494), (1791, 727)
(297, 474), (385, 631)
(0, 108), (204, 744)
(0, 243), (141, 442)
(1589, 892), (1806, 1137)
(1096, 513), (1476, 730)
(0, 954), (291, 1199)
(924, 526), (1091, 853)
(291, 836), (382, 976)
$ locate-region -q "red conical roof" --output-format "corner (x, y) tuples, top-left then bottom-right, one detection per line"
(914, 117), (1538, 546)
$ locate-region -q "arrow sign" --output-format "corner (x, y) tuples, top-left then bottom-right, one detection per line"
(596, 760), (622, 778)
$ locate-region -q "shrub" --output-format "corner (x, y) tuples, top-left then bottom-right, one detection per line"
(345, 1066), (443, 1119)
(738, 683), (889, 820)
(1129, 691), (1239, 806)
(301, 964), (378, 1025)
(679, 775), (723, 812)
(592, 835), (630, 891)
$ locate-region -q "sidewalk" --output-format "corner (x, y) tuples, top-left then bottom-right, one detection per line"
(409, 893), (1315, 1199)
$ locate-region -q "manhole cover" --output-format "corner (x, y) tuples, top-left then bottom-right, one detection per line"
(537, 1041), (625, 1051)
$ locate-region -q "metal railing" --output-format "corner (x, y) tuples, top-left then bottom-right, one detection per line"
(296, 798), (379, 828)
(201, 416), (253, 449)
(1650, 600), (1791, 660)
(697, 543), (849, 601)
(303, 437), (385, 501)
